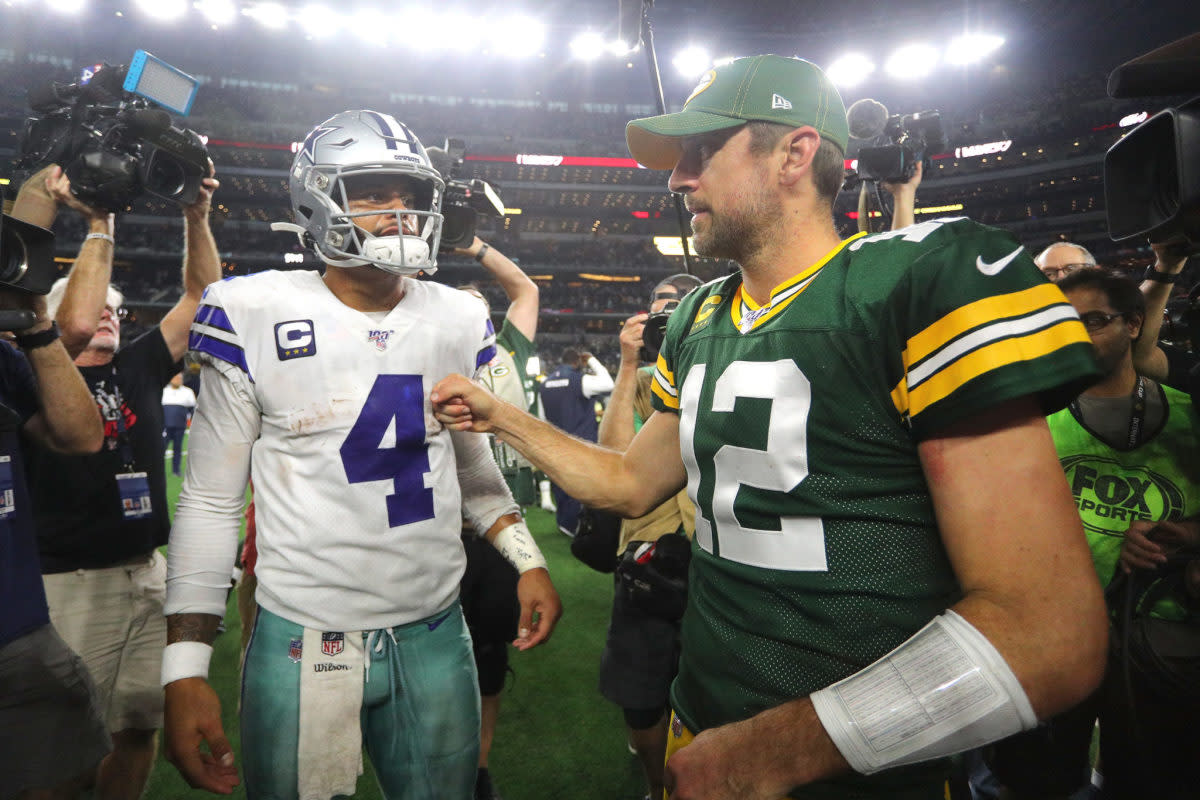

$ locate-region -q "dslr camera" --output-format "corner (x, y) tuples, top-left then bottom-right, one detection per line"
(17, 50), (209, 213)
(424, 138), (505, 250)
(640, 273), (704, 362)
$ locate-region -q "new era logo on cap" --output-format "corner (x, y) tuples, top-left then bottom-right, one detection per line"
(772, 93), (793, 110)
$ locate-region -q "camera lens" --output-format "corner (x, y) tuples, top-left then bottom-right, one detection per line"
(145, 152), (187, 198)
(0, 226), (30, 285)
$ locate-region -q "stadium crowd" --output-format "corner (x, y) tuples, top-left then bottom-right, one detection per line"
(0, 25), (1198, 800)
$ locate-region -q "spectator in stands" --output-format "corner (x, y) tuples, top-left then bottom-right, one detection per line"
(536, 346), (613, 536)
(987, 267), (1200, 799)
(20, 162), (221, 800)
(161, 372), (196, 477)
(595, 274), (699, 800)
(456, 234), (540, 800)
(0, 209), (109, 800)
(1034, 241), (1096, 282)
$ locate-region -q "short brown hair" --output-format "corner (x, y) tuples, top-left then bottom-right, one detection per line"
(746, 121), (845, 206)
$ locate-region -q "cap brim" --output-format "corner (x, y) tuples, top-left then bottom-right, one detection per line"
(626, 111), (747, 170)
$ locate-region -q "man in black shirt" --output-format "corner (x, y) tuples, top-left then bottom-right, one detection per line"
(19, 163), (222, 800)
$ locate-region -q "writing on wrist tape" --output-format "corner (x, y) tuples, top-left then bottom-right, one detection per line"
(492, 520), (548, 574)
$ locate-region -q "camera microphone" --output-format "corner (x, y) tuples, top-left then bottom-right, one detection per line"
(27, 82), (78, 113)
(126, 108), (172, 137)
(847, 98), (890, 140)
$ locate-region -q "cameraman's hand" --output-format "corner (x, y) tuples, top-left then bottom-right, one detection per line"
(1150, 239), (1189, 276)
(45, 166), (113, 230)
(881, 159), (922, 199)
(619, 313), (648, 365)
(184, 159), (220, 223)
(0, 288), (51, 337)
(452, 236), (485, 258)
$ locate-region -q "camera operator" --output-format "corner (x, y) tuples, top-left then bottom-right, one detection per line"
(879, 160), (923, 231)
(18, 160), (220, 800)
(0, 209), (109, 798)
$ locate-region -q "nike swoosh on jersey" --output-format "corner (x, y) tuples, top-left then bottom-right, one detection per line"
(427, 611), (453, 631)
(976, 245), (1025, 276)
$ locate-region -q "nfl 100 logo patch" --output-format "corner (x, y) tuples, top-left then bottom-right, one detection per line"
(321, 632), (344, 656)
(368, 329), (394, 351)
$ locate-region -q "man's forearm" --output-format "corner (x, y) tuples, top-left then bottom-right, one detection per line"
(167, 613), (224, 646)
(57, 222), (116, 357)
(597, 361), (639, 450)
(24, 336), (103, 452)
(183, 213), (222, 297)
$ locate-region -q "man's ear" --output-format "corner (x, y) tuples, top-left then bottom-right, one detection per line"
(1129, 312), (1145, 341)
(779, 127), (821, 187)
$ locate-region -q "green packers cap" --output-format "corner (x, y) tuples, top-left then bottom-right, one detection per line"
(626, 54), (849, 170)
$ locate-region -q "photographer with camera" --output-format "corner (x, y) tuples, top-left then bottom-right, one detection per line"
(1132, 241), (1197, 396)
(17, 158), (220, 800)
(0, 208), (109, 798)
(594, 274), (698, 800)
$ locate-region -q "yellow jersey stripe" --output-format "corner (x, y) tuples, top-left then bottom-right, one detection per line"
(655, 353), (675, 385)
(651, 375), (680, 409)
(903, 283), (1067, 370)
(904, 320), (1088, 418)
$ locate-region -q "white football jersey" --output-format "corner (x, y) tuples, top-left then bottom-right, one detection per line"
(186, 270), (497, 631)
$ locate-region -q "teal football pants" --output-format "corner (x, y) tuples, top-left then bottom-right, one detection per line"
(240, 602), (481, 799)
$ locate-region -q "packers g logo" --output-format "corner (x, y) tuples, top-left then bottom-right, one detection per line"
(690, 295), (722, 334)
(1060, 455), (1186, 533)
(684, 70), (716, 107)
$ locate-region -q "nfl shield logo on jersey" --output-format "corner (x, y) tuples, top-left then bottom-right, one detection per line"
(321, 632), (344, 656)
(288, 638), (303, 663)
(368, 329), (393, 351)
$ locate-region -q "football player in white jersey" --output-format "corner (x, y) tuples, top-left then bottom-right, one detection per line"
(160, 110), (561, 799)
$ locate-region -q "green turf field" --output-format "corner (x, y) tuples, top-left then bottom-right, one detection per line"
(148, 440), (649, 799)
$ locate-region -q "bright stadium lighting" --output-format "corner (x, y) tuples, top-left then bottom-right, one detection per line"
(47, 0), (86, 14)
(713, 56), (736, 67)
(300, 4), (341, 37)
(885, 44), (939, 80)
(494, 15), (545, 58)
(243, 2), (289, 30)
(673, 46), (711, 78)
(609, 39), (636, 56)
(195, 0), (235, 25)
(944, 33), (1005, 65)
(136, 0), (187, 21)
(826, 53), (875, 88)
(570, 31), (608, 60)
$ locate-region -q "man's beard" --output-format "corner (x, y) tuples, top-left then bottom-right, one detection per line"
(691, 187), (781, 264)
(1094, 335), (1132, 378)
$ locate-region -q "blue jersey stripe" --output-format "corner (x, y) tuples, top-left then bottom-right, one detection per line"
(194, 303), (236, 334)
(475, 344), (497, 370)
(189, 330), (253, 381)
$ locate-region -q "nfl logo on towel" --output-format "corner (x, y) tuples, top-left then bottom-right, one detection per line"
(368, 329), (393, 351)
(288, 638), (303, 663)
(321, 632), (344, 656)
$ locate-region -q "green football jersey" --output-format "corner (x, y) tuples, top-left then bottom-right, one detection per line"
(651, 217), (1099, 797)
(483, 319), (537, 504)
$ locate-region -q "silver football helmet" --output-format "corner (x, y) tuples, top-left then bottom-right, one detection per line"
(274, 110), (445, 276)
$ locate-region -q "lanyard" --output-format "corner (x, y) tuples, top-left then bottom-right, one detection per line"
(1071, 375), (1146, 450)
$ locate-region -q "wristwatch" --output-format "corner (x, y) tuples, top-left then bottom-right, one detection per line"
(15, 321), (60, 350)
(1143, 265), (1179, 284)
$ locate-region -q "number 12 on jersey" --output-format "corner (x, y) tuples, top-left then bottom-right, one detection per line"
(339, 374), (435, 527)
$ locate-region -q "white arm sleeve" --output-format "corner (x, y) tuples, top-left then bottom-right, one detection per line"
(452, 428), (519, 537)
(581, 356), (614, 397)
(164, 362), (261, 617)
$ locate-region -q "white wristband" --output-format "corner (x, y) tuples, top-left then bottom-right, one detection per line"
(810, 610), (1036, 775)
(85, 232), (115, 245)
(491, 521), (548, 574)
(161, 641), (214, 686)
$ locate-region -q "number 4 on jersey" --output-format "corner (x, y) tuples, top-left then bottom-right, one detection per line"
(339, 374), (435, 527)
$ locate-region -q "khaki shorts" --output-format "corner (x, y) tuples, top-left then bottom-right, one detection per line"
(42, 550), (167, 732)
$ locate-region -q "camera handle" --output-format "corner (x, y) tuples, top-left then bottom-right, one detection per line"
(0, 310), (38, 331)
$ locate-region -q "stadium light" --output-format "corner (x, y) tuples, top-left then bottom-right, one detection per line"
(826, 53), (875, 88)
(195, 0), (235, 25)
(494, 15), (545, 58)
(673, 46), (711, 78)
(713, 56), (736, 67)
(885, 44), (939, 80)
(136, 0), (187, 21)
(570, 31), (608, 61)
(47, 0), (86, 14)
(300, 4), (342, 38)
(944, 33), (1005, 66)
(243, 2), (289, 30)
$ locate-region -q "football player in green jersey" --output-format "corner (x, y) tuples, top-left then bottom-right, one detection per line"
(433, 55), (1108, 799)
